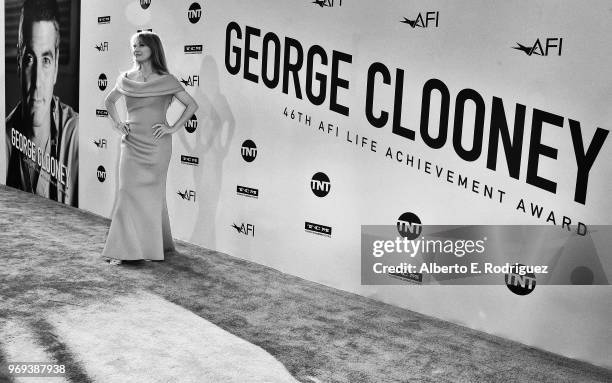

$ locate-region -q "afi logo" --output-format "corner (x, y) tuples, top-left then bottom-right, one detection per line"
(180, 75), (200, 87)
(396, 212), (422, 240)
(241, 140), (257, 162)
(95, 42), (108, 52)
(140, 0), (151, 9)
(188, 2), (202, 24)
(505, 265), (536, 295)
(312, 0), (342, 7)
(94, 139), (107, 148)
(232, 223), (255, 236)
(513, 38), (563, 56)
(185, 114), (198, 133)
(310, 172), (330, 197)
(97, 166), (107, 182)
(98, 74), (108, 91)
(401, 12), (439, 28)
(177, 189), (196, 201)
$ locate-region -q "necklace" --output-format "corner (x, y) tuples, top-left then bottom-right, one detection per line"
(139, 70), (153, 82)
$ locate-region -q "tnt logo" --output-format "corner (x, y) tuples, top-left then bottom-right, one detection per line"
(312, 0), (342, 7)
(505, 265), (536, 295)
(396, 212), (422, 240)
(180, 75), (200, 87)
(232, 223), (255, 236)
(98, 16), (111, 24)
(241, 140), (257, 162)
(97, 166), (106, 182)
(188, 2), (202, 24)
(95, 42), (108, 52)
(310, 172), (330, 197)
(177, 189), (196, 202)
(95, 109), (108, 117)
(94, 139), (107, 149)
(513, 38), (562, 56)
(185, 114), (198, 133)
(98, 74), (108, 91)
(140, 0), (151, 9)
(401, 11), (439, 28)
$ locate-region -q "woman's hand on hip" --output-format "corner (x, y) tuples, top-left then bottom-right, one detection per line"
(115, 121), (131, 135)
(151, 123), (175, 142)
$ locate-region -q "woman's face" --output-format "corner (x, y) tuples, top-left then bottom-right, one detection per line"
(132, 38), (152, 63)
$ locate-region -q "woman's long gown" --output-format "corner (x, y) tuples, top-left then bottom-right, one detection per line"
(102, 73), (184, 261)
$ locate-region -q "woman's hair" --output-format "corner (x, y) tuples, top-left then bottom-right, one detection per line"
(130, 31), (169, 74)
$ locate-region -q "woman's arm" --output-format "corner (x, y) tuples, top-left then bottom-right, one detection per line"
(171, 90), (199, 132)
(104, 87), (130, 135)
(152, 90), (199, 141)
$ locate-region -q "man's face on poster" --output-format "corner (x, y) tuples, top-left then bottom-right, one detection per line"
(19, 21), (59, 128)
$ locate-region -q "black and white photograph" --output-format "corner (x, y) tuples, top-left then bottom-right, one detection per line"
(0, 0), (610, 382)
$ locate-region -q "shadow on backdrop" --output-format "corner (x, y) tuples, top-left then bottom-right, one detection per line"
(177, 55), (235, 249)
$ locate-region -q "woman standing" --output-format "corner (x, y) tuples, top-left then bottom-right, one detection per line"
(102, 31), (198, 264)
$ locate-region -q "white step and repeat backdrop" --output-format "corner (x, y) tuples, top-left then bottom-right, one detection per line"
(0, 2), (4, 184)
(2, 0), (610, 368)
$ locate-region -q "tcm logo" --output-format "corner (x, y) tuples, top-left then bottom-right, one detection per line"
(140, 0), (151, 9)
(181, 155), (199, 166)
(137, 28), (153, 33)
(305, 221), (332, 237)
(513, 38), (563, 56)
(97, 166), (106, 182)
(401, 11), (439, 28)
(505, 265), (536, 295)
(97, 16), (111, 24)
(310, 172), (330, 197)
(94, 139), (107, 149)
(396, 212), (422, 240)
(177, 189), (196, 202)
(180, 75), (200, 87)
(312, 0), (342, 7)
(184, 45), (203, 54)
(95, 42), (108, 52)
(95, 109), (108, 117)
(388, 271), (423, 284)
(241, 140), (257, 162)
(188, 2), (202, 24)
(98, 74), (108, 91)
(236, 185), (259, 198)
(185, 114), (198, 133)
(232, 222), (255, 236)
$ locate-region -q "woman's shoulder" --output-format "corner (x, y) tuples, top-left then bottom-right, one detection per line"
(115, 71), (184, 96)
(164, 72), (180, 81)
(121, 70), (171, 82)
(123, 70), (137, 81)
(116, 71), (133, 83)
(163, 73), (184, 88)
